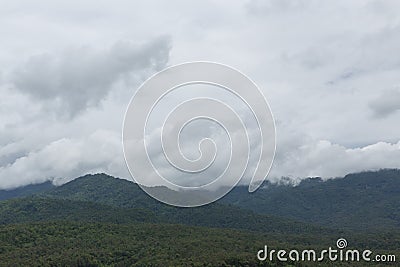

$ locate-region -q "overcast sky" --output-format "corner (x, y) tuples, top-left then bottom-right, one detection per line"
(1, 0), (400, 189)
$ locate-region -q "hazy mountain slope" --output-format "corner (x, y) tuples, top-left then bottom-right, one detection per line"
(0, 181), (55, 201)
(221, 169), (400, 231)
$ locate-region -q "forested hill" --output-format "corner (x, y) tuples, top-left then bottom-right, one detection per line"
(1, 169), (399, 231)
(37, 169), (400, 231)
(0, 185), (328, 236)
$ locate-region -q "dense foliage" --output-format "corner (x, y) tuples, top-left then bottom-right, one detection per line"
(0, 222), (273, 266)
(0, 222), (398, 266)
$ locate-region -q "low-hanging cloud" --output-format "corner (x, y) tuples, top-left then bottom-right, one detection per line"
(0, 130), (127, 189)
(270, 138), (400, 184)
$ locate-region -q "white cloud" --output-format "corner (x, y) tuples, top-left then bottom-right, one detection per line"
(0, 130), (128, 189)
(270, 138), (400, 183)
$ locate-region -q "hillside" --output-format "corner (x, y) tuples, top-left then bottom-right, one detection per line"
(0, 195), (329, 236)
(221, 169), (400, 231)
(0, 197), (157, 225)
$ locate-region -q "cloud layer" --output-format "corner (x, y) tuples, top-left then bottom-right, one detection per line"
(0, 0), (399, 189)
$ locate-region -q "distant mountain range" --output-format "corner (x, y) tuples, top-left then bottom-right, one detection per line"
(0, 174), (328, 236)
(0, 169), (399, 266)
(1, 169), (399, 231)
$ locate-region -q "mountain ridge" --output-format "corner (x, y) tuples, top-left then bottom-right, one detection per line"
(1, 169), (399, 231)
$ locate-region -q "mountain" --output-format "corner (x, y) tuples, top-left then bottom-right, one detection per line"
(31, 174), (329, 234)
(40, 174), (161, 209)
(2, 169), (400, 232)
(1, 170), (399, 266)
(31, 169), (400, 231)
(220, 169), (400, 231)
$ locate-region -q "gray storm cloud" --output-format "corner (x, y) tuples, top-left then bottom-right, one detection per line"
(369, 88), (400, 118)
(11, 37), (170, 118)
